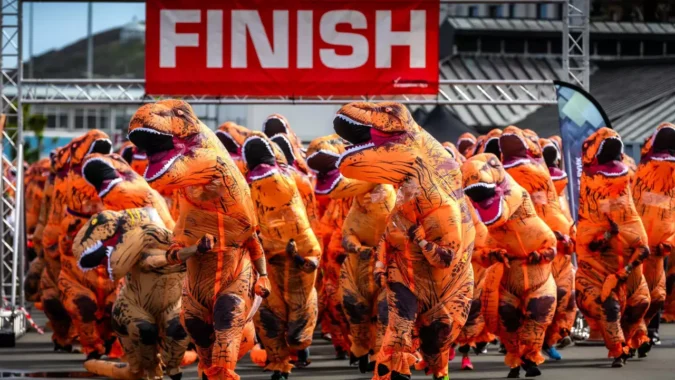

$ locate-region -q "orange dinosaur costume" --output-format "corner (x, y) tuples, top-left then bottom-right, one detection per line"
(40, 146), (76, 351)
(632, 122), (675, 355)
(456, 133), (476, 159)
(128, 100), (270, 380)
(305, 135), (353, 359)
(58, 130), (116, 359)
(335, 102), (474, 380)
(462, 153), (557, 378)
(540, 136), (574, 223)
(118, 141), (148, 177)
(215, 121), (252, 174)
(24, 158), (51, 302)
(74, 208), (190, 380)
(242, 133), (321, 379)
(482, 129), (503, 158)
(500, 127), (576, 353)
(575, 128), (650, 367)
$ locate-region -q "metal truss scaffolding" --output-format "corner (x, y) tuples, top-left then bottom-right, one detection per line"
(0, 0), (590, 345)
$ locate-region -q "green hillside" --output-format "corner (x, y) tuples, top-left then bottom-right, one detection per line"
(28, 27), (145, 78)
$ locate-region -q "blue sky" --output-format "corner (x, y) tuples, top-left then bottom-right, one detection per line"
(23, 2), (145, 57)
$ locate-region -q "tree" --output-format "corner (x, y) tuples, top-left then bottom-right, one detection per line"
(5, 104), (47, 164)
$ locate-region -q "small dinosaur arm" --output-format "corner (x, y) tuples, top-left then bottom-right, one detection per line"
(305, 134), (354, 356)
(335, 101), (474, 380)
(632, 122), (675, 324)
(575, 127), (651, 359)
(128, 100), (269, 380)
(242, 133), (321, 374)
(81, 153), (175, 230)
(73, 208), (194, 380)
(462, 153), (557, 369)
(59, 129), (118, 358)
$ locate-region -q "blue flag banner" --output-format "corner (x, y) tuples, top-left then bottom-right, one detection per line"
(553, 80), (613, 222)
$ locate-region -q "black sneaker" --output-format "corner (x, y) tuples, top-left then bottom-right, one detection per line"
(270, 371), (289, 380)
(507, 367), (520, 378)
(169, 373), (183, 380)
(335, 347), (348, 360)
(295, 348), (311, 368)
(85, 351), (102, 361)
(637, 342), (651, 358)
(391, 371), (411, 380)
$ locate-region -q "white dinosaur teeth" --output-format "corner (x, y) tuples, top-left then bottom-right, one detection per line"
(336, 114), (371, 127)
(249, 167), (279, 181)
(99, 178), (123, 198)
(106, 246), (114, 281)
(129, 127), (173, 137)
(145, 153), (181, 182)
(336, 142), (375, 167)
(315, 173), (343, 195)
(464, 182), (496, 192)
(87, 139), (113, 155)
(241, 136), (275, 166)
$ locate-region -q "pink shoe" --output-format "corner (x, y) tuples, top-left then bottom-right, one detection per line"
(448, 346), (456, 361)
(461, 356), (474, 370)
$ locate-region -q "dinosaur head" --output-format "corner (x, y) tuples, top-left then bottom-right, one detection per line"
(457, 133), (476, 158)
(68, 130), (113, 168)
(483, 129), (503, 158)
(499, 125), (542, 169)
(82, 153), (147, 200)
(641, 122), (675, 162)
(443, 142), (465, 164)
(581, 127), (628, 178)
(539, 137), (567, 181)
(27, 158), (51, 187)
(334, 102), (422, 184)
(263, 114), (304, 150)
(51, 145), (71, 177)
(216, 122), (251, 160)
(118, 141), (148, 177)
(470, 135), (488, 158)
(128, 100), (210, 184)
(306, 134), (346, 195)
(74, 208), (170, 280)
(242, 132), (287, 183)
(461, 153), (519, 227)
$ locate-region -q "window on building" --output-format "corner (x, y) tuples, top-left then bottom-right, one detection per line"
(489, 5), (503, 18)
(75, 109), (85, 129)
(510, 4), (518, 18)
(468, 6), (478, 17)
(87, 109), (98, 130)
(538, 4), (548, 19)
(59, 114), (68, 129)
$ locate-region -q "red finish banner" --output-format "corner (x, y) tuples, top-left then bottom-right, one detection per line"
(145, 0), (439, 96)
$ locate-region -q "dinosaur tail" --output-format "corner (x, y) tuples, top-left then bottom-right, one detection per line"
(481, 263), (504, 334)
(83, 360), (139, 380)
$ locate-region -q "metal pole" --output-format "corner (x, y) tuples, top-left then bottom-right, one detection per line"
(562, 0), (570, 83)
(87, 2), (93, 79)
(28, 2), (33, 79)
(581, 0), (590, 89)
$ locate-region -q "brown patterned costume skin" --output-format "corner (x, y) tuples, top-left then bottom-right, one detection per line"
(306, 135), (354, 358)
(243, 133), (321, 377)
(500, 127), (576, 348)
(462, 153), (557, 376)
(74, 208), (188, 380)
(575, 128), (651, 364)
(24, 158), (51, 302)
(632, 123), (675, 333)
(58, 130), (117, 358)
(540, 136), (574, 223)
(335, 102), (475, 380)
(128, 100), (270, 380)
(41, 146), (76, 350)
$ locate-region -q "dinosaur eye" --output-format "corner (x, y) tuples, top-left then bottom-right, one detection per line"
(488, 159), (498, 167)
(91, 218), (98, 226)
(385, 107), (393, 113)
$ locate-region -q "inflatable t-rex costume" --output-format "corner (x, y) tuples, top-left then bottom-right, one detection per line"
(482, 129), (503, 158)
(632, 122), (675, 354)
(335, 102), (475, 380)
(24, 158), (51, 302)
(499, 127), (576, 354)
(127, 100), (270, 380)
(215, 121), (252, 174)
(74, 208), (190, 380)
(119, 141), (148, 177)
(81, 153), (175, 230)
(58, 130), (116, 359)
(40, 146), (76, 351)
(539, 136), (574, 223)
(305, 135), (353, 359)
(456, 133), (476, 159)
(462, 153), (557, 378)
(575, 127), (650, 367)
(242, 133), (321, 379)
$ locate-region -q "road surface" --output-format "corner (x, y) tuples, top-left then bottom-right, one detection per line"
(1, 312), (674, 379)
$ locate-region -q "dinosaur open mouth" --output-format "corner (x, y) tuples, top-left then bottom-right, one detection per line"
(500, 134), (531, 168)
(334, 114), (405, 167)
(263, 116), (289, 137)
(82, 158), (122, 198)
(457, 138), (475, 155)
(121, 146), (134, 164)
(484, 137), (501, 158)
(216, 130), (241, 156)
(128, 127), (184, 182)
(464, 182), (503, 225)
(649, 126), (675, 161)
(78, 230), (121, 280)
(243, 136), (277, 182)
(271, 134), (296, 165)
(589, 137), (628, 177)
(88, 139), (113, 156)
(307, 150), (342, 194)
(542, 144), (567, 180)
